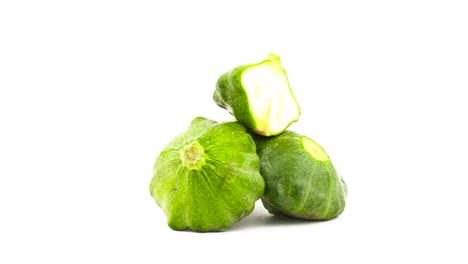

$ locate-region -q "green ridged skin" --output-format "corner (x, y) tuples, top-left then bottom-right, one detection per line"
(150, 117), (265, 232)
(213, 53), (301, 137)
(254, 131), (347, 220)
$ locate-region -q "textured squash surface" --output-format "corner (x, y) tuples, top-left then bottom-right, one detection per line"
(255, 131), (347, 220)
(150, 117), (265, 232)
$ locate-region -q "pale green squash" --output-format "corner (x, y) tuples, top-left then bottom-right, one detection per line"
(150, 117), (265, 232)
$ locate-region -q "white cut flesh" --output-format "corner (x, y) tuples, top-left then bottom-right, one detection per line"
(241, 61), (300, 136)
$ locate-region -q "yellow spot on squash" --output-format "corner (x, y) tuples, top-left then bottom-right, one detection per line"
(180, 141), (206, 170)
(301, 137), (329, 161)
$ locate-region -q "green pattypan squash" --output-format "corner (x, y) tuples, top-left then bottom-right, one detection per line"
(150, 117), (265, 232)
(213, 53), (301, 136)
(254, 131), (347, 220)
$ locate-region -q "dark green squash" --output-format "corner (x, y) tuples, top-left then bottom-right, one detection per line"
(254, 131), (347, 220)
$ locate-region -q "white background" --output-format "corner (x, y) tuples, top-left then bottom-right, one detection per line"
(1, 0), (467, 263)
